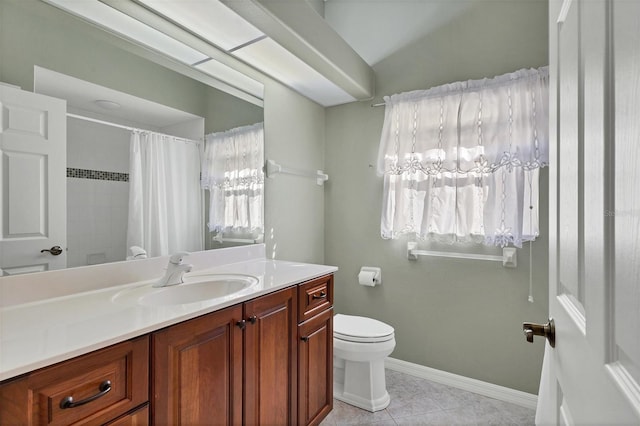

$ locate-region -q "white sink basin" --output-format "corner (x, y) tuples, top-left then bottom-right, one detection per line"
(112, 273), (259, 306)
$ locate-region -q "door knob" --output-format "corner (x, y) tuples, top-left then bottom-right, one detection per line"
(522, 318), (555, 348)
(41, 246), (63, 256)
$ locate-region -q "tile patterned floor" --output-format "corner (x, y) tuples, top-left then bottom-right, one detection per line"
(321, 369), (535, 426)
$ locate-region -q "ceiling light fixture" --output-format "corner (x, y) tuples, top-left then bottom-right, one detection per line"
(94, 99), (121, 110)
(231, 38), (355, 106)
(43, 0), (263, 100)
(43, 0), (370, 106)
(194, 58), (264, 99)
(131, 0), (356, 105)
(43, 0), (207, 65)
(136, 0), (265, 52)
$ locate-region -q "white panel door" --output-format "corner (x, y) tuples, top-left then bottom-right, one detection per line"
(544, 0), (640, 424)
(0, 85), (66, 274)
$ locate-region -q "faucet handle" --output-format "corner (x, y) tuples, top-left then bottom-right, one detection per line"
(169, 252), (190, 264)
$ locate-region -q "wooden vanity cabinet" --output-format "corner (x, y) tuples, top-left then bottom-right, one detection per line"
(104, 404), (150, 426)
(0, 336), (149, 426)
(243, 286), (298, 425)
(0, 274), (334, 426)
(151, 286), (298, 426)
(297, 275), (334, 426)
(151, 304), (243, 425)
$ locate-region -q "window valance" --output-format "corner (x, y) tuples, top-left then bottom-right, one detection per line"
(201, 122), (264, 235)
(377, 67), (549, 247)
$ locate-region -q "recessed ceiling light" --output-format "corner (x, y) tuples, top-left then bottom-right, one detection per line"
(95, 99), (121, 110)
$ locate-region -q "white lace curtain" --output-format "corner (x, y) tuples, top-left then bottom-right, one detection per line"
(127, 131), (203, 257)
(377, 67), (549, 247)
(201, 122), (264, 236)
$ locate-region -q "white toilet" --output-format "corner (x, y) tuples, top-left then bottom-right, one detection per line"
(333, 314), (396, 412)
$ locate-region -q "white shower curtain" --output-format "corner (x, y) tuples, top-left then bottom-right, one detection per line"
(127, 130), (203, 258)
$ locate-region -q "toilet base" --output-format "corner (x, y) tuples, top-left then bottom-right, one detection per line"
(333, 357), (391, 412)
(333, 382), (391, 412)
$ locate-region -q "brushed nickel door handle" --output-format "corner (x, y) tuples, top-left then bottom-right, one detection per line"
(41, 246), (63, 256)
(523, 318), (555, 348)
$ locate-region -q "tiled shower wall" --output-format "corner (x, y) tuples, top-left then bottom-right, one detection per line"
(66, 118), (130, 267)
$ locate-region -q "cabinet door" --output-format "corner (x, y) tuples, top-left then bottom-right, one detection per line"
(244, 287), (298, 425)
(298, 308), (333, 426)
(152, 305), (243, 425)
(104, 404), (149, 426)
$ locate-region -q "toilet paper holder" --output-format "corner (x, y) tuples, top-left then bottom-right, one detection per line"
(358, 267), (382, 286)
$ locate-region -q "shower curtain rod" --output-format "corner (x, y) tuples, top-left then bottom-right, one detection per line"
(66, 113), (201, 144)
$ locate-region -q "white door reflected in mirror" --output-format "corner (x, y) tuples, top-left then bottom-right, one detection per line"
(0, 86), (67, 275)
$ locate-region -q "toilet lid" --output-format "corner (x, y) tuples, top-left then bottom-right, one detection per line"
(334, 314), (394, 343)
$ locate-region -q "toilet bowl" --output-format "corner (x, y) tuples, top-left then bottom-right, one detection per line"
(333, 314), (396, 412)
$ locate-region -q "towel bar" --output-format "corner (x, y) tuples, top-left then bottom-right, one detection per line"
(265, 159), (328, 186)
(407, 242), (516, 267)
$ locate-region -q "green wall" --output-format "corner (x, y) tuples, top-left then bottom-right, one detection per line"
(324, 0), (549, 394)
(263, 81), (326, 263)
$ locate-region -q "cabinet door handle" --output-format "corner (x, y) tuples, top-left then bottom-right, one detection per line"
(312, 291), (327, 300)
(60, 380), (111, 409)
(247, 315), (257, 324)
(301, 336), (309, 342)
(236, 320), (246, 329)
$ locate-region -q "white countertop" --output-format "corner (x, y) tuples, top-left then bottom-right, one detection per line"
(0, 246), (337, 382)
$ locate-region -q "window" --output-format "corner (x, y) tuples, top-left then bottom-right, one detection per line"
(201, 122), (264, 242)
(377, 67), (548, 247)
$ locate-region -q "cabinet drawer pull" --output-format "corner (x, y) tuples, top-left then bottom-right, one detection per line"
(60, 380), (111, 409)
(312, 291), (327, 300)
(236, 319), (246, 329)
(248, 315), (257, 324)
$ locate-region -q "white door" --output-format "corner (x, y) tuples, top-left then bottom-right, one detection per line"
(0, 85), (67, 275)
(542, 0), (640, 424)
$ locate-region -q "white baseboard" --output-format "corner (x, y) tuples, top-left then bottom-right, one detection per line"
(385, 357), (538, 410)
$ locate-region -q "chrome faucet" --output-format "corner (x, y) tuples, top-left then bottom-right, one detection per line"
(154, 252), (193, 287)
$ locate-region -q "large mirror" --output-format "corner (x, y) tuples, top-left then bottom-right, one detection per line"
(0, 0), (264, 274)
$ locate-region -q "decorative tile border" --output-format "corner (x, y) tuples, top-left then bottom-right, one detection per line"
(67, 168), (129, 182)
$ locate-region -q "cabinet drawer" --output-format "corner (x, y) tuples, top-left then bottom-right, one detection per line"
(0, 336), (149, 425)
(298, 275), (333, 323)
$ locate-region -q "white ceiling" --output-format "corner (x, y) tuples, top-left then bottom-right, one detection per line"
(322, 0), (475, 66)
